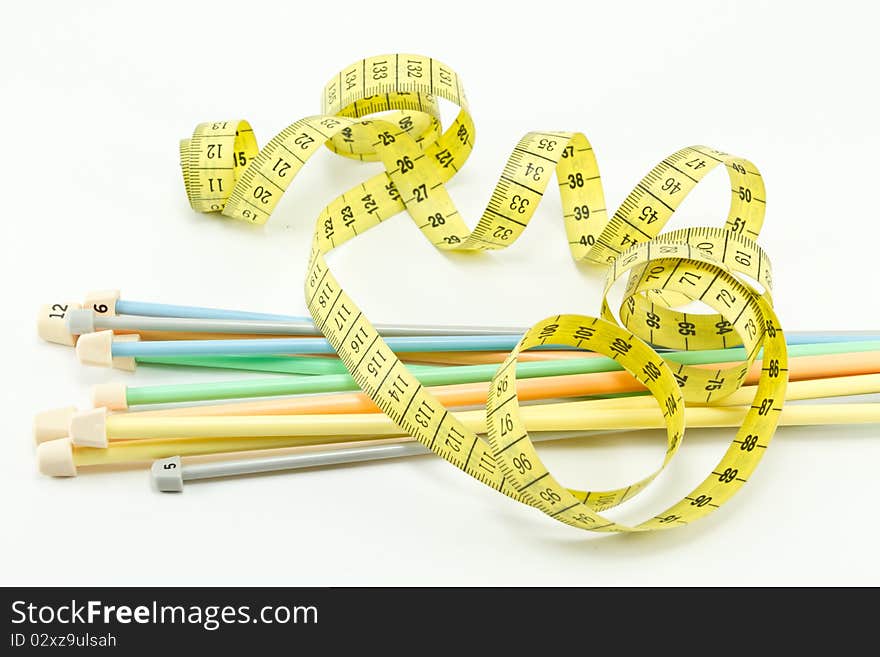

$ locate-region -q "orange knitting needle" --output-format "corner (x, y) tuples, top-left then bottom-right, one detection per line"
(118, 350), (880, 418)
(400, 350), (591, 364)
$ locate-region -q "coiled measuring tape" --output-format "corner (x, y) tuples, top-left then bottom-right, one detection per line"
(180, 53), (788, 532)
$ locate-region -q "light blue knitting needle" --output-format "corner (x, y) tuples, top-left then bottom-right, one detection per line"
(109, 297), (878, 345)
(109, 334), (531, 357)
(112, 299), (522, 335)
(115, 299), (308, 322)
(105, 333), (851, 360)
(97, 335), (880, 361)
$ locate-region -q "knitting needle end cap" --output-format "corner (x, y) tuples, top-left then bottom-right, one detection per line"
(33, 406), (77, 445)
(37, 438), (77, 477)
(75, 330), (115, 367)
(69, 407), (108, 448)
(92, 382), (128, 410)
(152, 457), (184, 493)
(84, 289), (120, 316)
(76, 330), (139, 371)
(37, 303), (81, 346)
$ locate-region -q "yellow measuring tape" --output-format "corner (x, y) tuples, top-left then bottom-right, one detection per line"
(180, 53), (788, 532)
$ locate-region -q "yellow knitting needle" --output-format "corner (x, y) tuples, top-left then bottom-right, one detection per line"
(40, 400), (880, 476)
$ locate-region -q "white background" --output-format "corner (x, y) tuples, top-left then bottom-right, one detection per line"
(2, 0), (878, 586)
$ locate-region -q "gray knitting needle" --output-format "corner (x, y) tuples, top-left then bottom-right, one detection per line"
(151, 431), (611, 492)
(67, 308), (526, 338)
(67, 310), (880, 343)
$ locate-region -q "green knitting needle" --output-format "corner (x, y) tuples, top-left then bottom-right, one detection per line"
(103, 340), (880, 407)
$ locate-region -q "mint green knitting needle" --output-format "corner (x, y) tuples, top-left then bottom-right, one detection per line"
(121, 340), (880, 407)
(138, 355), (354, 376)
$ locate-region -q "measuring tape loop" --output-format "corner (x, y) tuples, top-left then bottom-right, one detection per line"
(180, 53), (788, 531)
(619, 226), (774, 353)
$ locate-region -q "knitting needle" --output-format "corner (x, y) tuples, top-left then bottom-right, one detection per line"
(85, 352), (880, 418)
(115, 371), (880, 418)
(66, 308), (526, 338)
(75, 332), (542, 367)
(66, 396), (880, 447)
(69, 374), (880, 447)
(39, 402), (880, 476)
(84, 291), (880, 344)
(66, 306), (880, 345)
(92, 342), (880, 407)
(33, 353), (878, 446)
(150, 431), (605, 492)
(150, 385), (878, 490)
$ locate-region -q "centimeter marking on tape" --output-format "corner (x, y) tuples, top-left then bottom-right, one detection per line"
(180, 53), (789, 532)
